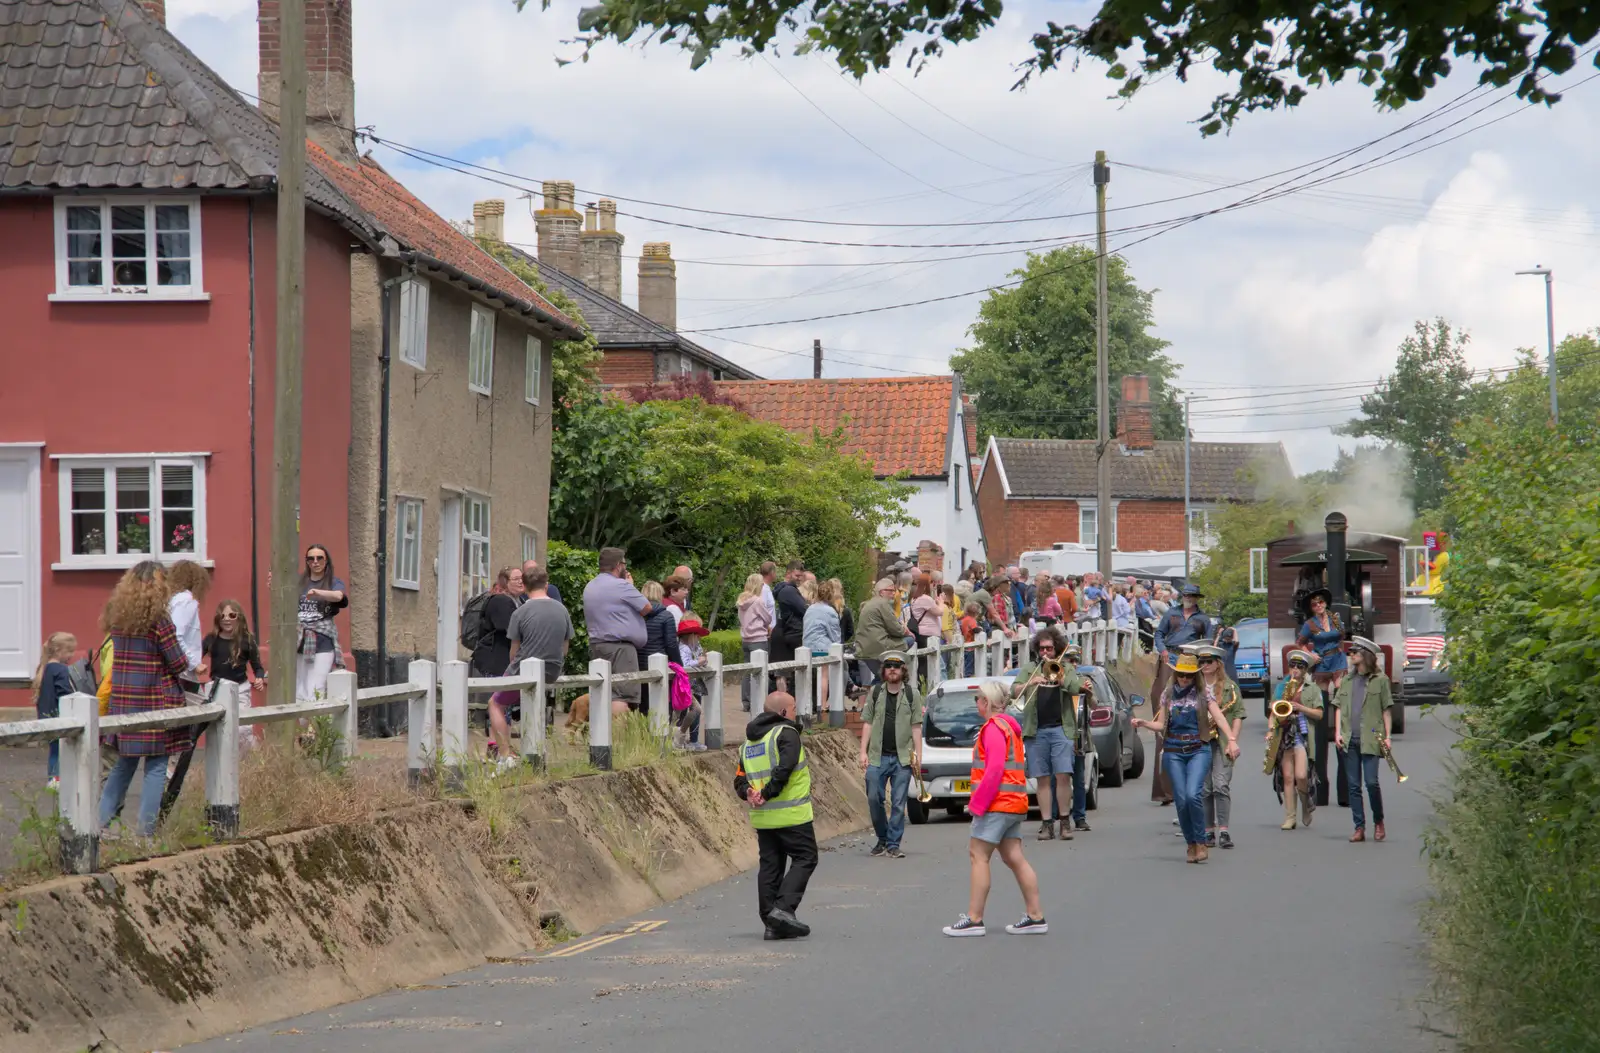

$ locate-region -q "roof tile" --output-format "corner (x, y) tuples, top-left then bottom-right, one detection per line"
(712, 376), (960, 477)
(987, 437), (1293, 501)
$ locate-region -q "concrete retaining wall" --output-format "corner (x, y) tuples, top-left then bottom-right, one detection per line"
(0, 730), (869, 1053)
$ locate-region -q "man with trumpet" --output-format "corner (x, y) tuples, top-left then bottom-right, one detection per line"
(1267, 649), (1325, 830)
(1332, 636), (1397, 843)
(1011, 626), (1086, 841)
(858, 650), (924, 858)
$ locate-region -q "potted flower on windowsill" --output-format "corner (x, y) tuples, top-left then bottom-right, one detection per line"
(119, 514), (151, 554)
(81, 526), (106, 555)
(169, 523), (194, 553)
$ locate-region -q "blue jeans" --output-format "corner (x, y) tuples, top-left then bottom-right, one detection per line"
(99, 754), (168, 836)
(47, 740), (59, 780)
(866, 756), (911, 849)
(1163, 746), (1213, 846)
(1347, 741), (1384, 829)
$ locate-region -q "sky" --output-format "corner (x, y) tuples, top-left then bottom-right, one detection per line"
(169, 0), (1600, 473)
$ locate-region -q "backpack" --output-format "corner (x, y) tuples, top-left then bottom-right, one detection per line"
(66, 637), (107, 697)
(459, 591), (492, 650)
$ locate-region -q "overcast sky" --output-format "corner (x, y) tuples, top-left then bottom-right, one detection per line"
(172, 0), (1600, 473)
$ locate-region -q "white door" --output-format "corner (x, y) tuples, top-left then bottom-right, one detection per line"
(0, 449), (41, 681)
(435, 495), (462, 666)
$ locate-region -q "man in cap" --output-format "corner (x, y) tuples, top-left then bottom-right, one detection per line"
(855, 578), (904, 686)
(858, 650), (924, 858)
(1149, 583), (1214, 803)
(1332, 636), (1395, 842)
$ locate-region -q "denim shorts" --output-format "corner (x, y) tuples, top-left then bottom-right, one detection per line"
(970, 809), (1025, 844)
(1025, 725), (1074, 778)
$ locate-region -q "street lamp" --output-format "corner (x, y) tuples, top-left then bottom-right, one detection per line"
(1514, 265), (1558, 424)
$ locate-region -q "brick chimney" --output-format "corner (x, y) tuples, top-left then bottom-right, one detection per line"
(139, 0), (166, 23)
(1117, 373), (1154, 451)
(472, 199), (505, 243)
(638, 242), (677, 331)
(580, 200), (625, 301)
(534, 180), (582, 277)
(257, 0), (358, 166)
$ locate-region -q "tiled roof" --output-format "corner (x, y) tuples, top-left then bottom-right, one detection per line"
(500, 244), (757, 377)
(0, 0), (374, 237)
(714, 376), (961, 478)
(989, 437), (1292, 501)
(310, 147), (578, 337)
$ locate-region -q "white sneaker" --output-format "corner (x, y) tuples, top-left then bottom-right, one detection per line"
(493, 755), (521, 775)
(46, 777), (60, 792)
(1004, 915), (1048, 935)
(942, 914), (986, 937)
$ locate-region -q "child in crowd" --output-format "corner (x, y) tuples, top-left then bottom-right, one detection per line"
(201, 600), (267, 750)
(960, 601), (982, 677)
(33, 632), (76, 788)
(674, 616), (709, 751)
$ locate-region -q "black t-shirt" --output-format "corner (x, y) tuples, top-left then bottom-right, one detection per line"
(880, 686), (900, 757)
(203, 633), (265, 684)
(472, 593), (518, 677)
(1036, 685), (1063, 728)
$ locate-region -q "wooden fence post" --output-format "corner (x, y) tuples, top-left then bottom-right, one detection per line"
(57, 692), (99, 875)
(520, 657), (546, 771)
(647, 652), (672, 739)
(407, 659), (436, 788)
(795, 651), (814, 724)
(751, 649), (768, 710)
(440, 660), (470, 780)
(705, 650), (725, 749)
(204, 680), (241, 838)
(588, 658), (613, 770)
(827, 643), (846, 728)
(328, 669), (358, 761)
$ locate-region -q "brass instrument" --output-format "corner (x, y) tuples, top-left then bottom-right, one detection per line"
(1382, 740), (1408, 784)
(1014, 657), (1066, 714)
(913, 759), (933, 803)
(1263, 698), (1295, 774)
(1271, 698), (1294, 720)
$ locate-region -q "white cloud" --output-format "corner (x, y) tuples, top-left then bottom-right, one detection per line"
(168, 0), (1600, 469)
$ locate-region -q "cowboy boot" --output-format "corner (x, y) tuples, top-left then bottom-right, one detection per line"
(1280, 793), (1297, 830)
(1374, 822), (1386, 842)
(1299, 785), (1315, 828)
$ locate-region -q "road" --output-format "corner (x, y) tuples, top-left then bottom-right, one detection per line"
(185, 705), (1456, 1053)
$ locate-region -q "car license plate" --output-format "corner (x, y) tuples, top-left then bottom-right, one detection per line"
(1403, 676), (1416, 684)
(1240, 672), (1259, 681)
(953, 779), (972, 793)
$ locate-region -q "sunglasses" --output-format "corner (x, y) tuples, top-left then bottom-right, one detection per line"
(882, 662), (905, 671)
(1199, 657), (1220, 664)
(1289, 662), (1309, 671)
(306, 554), (327, 563)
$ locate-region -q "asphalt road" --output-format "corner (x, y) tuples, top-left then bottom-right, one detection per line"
(185, 706), (1457, 1053)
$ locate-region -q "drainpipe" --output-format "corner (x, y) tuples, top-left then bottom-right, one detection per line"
(247, 198), (260, 631)
(376, 274), (400, 688)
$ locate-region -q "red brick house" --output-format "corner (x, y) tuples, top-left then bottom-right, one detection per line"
(976, 377), (1292, 565)
(710, 376), (987, 578)
(0, 0), (579, 686)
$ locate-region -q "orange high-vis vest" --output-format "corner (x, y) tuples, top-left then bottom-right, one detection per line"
(972, 715), (1029, 814)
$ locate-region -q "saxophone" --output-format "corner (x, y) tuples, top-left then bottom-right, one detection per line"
(1262, 677), (1302, 774)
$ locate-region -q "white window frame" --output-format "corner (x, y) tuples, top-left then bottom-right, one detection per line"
(469, 304), (496, 395)
(1188, 508), (1217, 550)
(524, 333), (543, 405)
(1078, 501), (1119, 550)
(50, 197), (207, 301)
(520, 526), (539, 564)
(398, 278), (430, 369)
(51, 454), (209, 570)
(1079, 505), (1098, 550)
(393, 497), (424, 590)
(461, 494), (491, 601)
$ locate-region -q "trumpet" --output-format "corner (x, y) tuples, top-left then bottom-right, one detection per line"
(1382, 740), (1408, 784)
(913, 765), (933, 803)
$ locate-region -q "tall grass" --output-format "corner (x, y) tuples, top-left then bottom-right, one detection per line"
(1424, 757), (1600, 1053)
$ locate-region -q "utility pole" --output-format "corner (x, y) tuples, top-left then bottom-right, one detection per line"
(268, 0), (307, 710)
(1094, 151), (1112, 581)
(1183, 394), (1192, 580)
(813, 337), (822, 379)
(1515, 266), (1558, 423)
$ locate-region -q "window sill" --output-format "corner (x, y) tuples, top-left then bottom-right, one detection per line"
(53, 556), (214, 571)
(392, 580), (421, 592)
(48, 291), (211, 303)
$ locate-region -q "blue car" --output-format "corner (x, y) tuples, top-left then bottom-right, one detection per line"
(1229, 618), (1270, 697)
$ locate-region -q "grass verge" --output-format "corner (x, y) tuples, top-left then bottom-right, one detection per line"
(1423, 756), (1600, 1053)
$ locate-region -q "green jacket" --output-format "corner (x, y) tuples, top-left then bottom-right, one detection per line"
(1332, 673), (1395, 755)
(1273, 676), (1324, 763)
(1013, 659), (1079, 740)
(859, 682), (924, 767)
(855, 596), (903, 661)
(1207, 678), (1245, 741)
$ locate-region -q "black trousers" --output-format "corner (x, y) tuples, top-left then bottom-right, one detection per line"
(756, 821), (818, 923)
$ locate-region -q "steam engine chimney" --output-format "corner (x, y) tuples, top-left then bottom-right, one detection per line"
(638, 242), (677, 331)
(580, 200), (625, 300)
(257, 0), (358, 165)
(472, 199), (505, 243)
(1116, 373), (1154, 451)
(534, 180), (582, 277)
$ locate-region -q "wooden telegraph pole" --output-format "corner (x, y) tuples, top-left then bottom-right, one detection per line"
(268, 0), (307, 709)
(1093, 151), (1112, 582)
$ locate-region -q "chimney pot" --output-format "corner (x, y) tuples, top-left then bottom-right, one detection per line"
(584, 203), (598, 232)
(535, 178), (583, 276)
(598, 199), (618, 232)
(638, 242), (677, 331)
(256, 0), (357, 165)
(580, 198), (625, 299)
(472, 199), (505, 243)
(139, 0), (166, 24)
(1116, 373), (1154, 452)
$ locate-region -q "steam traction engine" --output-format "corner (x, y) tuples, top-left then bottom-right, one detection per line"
(1250, 512), (1406, 806)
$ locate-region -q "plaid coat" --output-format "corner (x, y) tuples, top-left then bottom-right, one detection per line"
(106, 618), (192, 756)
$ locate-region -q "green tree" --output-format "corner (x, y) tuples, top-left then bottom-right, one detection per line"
(477, 238), (603, 418)
(532, 0), (1596, 134)
(950, 246), (1182, 443)
(1339, 318), (1475, 512)
(548, 397), (914, 627)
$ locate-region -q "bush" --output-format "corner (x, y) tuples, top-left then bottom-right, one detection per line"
(701, 629), (745, 664)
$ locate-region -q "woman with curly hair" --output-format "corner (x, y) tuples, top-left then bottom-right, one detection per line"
(99, 561), (191, 837)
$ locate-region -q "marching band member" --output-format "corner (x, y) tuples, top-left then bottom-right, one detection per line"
(1332, 637), (1395, 843)
(1132, 653), (1238, 864)
(1297, 588), (1348, 694)
(1196, 644), (1244, 849)
(1269, 650), (1325, 830)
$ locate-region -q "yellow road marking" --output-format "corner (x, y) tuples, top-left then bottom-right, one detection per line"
(544, 920), (667, 958)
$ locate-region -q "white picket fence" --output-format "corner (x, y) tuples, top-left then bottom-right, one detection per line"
(0, 620), (1136, 877)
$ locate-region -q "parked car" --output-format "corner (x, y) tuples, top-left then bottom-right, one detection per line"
(1402, 597), (1451, 703)
(1230, 617), (1270, 698)
(908, 673), (1102, 824)
(1078, 664), (1145, 788)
